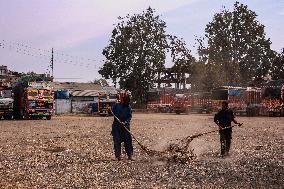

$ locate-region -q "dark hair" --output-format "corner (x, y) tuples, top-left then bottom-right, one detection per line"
(222, 101), (228, 106)
(123, 95), (130, 102)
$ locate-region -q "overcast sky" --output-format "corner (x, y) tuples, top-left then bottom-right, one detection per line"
(0, 0), (283, 82)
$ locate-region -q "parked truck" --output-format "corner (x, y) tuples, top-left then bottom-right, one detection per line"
(98, 93), (117, 116)
(172, 94), (191, 114)
(190, 92), (213, 114)
(13, 82), (54, 120)
(0, 87), (14, 119)
(260, 80), (284, 117)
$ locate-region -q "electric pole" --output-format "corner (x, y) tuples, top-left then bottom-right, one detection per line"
(50, 48), (54, 81)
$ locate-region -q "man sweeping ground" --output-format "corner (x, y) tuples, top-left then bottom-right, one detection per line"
(214, 101), (242, 157)
(111, 95), (133, 161)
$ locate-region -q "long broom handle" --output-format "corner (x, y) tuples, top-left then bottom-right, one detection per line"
(185, 123), (244, 140)
(110, 110), (150, 155)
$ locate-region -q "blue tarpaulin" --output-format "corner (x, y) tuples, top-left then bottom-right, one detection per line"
(228, 89), (245, 96)
(55, 90), (70, 99)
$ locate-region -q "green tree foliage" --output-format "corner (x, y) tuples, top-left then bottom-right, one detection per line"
(271, 49), (284, 80)
(190, 61), (206, 92)
(198, 2), (274, 89)
(99, 7), (168, 106)
(168, 35), (195, 89)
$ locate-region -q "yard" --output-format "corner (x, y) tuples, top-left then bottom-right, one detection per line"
(0, 113), (283, 188)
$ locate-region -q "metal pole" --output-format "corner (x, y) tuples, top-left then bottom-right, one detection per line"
(51, 48), (54, 80)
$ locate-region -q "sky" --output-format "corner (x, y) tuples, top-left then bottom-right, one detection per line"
(0, 0), (283, 82)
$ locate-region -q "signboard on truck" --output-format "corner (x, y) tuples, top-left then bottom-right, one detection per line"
(28, 81), (51, 89)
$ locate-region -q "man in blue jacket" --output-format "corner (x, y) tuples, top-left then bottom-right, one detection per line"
(111, 95), (133, 161)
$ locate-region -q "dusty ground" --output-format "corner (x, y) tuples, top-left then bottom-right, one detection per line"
(0, 113), (283, 188)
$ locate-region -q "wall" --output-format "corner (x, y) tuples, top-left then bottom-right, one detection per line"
(55, 97), (99, 114)
(71, 100), (93, 113)
(54, 99), (71, 114)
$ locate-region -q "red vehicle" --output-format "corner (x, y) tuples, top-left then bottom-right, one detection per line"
(245, 87), (262, 116)
(172, 94), (191, 114)
(211, 86), (252, 115)
(147, 94), (174, 113)
(189, 92), (212, 114)
(261, 81), (284, 117)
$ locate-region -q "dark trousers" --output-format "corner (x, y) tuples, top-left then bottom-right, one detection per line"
(219, 129), (232, 155)
(112, 125), (133, 158)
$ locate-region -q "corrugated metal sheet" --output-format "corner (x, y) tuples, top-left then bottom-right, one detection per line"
(71, 96), (94, 101)
(70, 89), (117, 97)
(53, 82), (117, 91)
(55, 99), (71, 114)
(52, 82), (103, 91)
(71, 90), (99, 97)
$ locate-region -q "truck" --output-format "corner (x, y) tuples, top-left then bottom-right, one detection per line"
(13, 82), (54, 120)
(260, 80), (284, 117)
(146, 94), (174, 113)
(211, 86), (248, 115)
(190, 92), (213, 114)
(172, 94), (191, 114)
(0, 87), (14, 119)
(98, 93), (117, 116)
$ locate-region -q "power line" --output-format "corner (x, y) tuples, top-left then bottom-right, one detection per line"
(0, 39), (104, 69)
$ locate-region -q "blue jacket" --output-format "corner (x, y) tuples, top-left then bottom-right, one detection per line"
(112, 103), (132, 128)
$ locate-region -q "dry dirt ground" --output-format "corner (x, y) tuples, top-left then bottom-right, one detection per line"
(0, 113), (283, 188)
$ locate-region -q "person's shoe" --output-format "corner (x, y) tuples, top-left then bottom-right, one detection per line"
(225, 152), (230, 157)
(220, 152), (229, 158)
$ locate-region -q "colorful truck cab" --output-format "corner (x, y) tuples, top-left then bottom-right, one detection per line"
(14, 82), (54, 120)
